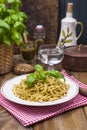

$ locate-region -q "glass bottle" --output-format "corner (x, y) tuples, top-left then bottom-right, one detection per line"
(34, 25), (45, 39)
(58, 3), (83, 47)
(34, 25), (45, 57)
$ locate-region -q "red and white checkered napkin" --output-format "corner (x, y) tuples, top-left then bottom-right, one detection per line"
(0, 70), (87, 126)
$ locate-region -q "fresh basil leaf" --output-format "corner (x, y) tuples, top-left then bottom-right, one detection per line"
(7, 9), (15, 14)
(0, 20), (10, 30)
(40, 72), (46, 81)
(7, 0), (21, 4)
(26, 74), (37, 87)
(35, 64), (44, 72)
(19, 12), (27, 20)
(47, 70), (57, 78)
(14, 21), (26, 29)
(48, 70), (65, 80)
(4, 16), (12, 24)
(11, 14), (18, 21)
(3, 35), (12, 46)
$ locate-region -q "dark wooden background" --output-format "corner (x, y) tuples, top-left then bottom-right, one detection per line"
(21, 0), (59, 44)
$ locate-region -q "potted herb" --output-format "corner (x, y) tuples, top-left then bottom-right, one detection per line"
(0, 0), (28, 74)
(0, 0), (28, 46)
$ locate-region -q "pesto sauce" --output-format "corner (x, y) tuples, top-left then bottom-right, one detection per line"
(21, 46), (36, 61)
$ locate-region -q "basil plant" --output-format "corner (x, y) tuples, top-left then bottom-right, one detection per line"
(0, 0), (28, 46)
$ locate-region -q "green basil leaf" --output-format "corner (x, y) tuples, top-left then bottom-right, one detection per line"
(19, 12), (27, 20)
(26, 74), (37, 87)
(40, 72), (46, 81)
(3, 35), (12, 46)
(7, 0), (21, 4)
(0, 20), (10, 30)
(7, 9), (15, 14)
(4, 17), (11, 24)
(11, 14), (18, 21)
(35, 64), (44, 72)
(14, 21), (26, 29)
(11, 30), (23, 45)
(48, 70), (65, 80)
(0, 28), (5, 35)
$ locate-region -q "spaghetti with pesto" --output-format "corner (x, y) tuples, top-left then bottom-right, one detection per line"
(13, 74), (69, 102)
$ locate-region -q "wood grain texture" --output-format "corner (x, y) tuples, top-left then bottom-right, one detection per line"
(71, 71), (87, 129)
(71, 72), (87, 84)
(34, 108), (87, 130)
(21, 0), (59, 44)
(0, 111), (33, 130)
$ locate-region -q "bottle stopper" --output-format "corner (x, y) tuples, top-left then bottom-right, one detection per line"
(67, 3), (73, 12)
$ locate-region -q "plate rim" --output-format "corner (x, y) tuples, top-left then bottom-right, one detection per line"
(0, 74), (79, 106)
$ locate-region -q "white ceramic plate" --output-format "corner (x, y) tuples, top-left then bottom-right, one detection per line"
(1, 75), (79, 106)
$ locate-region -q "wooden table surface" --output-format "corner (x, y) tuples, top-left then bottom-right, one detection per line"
(0, 55), (87, 130)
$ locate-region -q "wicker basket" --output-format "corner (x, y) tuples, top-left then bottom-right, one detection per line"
(0, 44), (14, 75)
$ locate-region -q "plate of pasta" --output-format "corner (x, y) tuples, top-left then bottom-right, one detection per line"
(1, 74), (79, 106)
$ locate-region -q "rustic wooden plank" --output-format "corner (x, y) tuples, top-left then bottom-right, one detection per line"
(84, 106), (87, 119)
(34, 117), (59, 130)
(58, 108), (87, 130)
(71, 72), (87, 84)
(0, 73), (15, 86)
(0, 111), (33, 130)
(84, 106), (87, 115)
(21, 0), (59, 44)
(34, 108), (87, 130)
(0, 106), (5, 111)
(71, 72), (87, 122)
